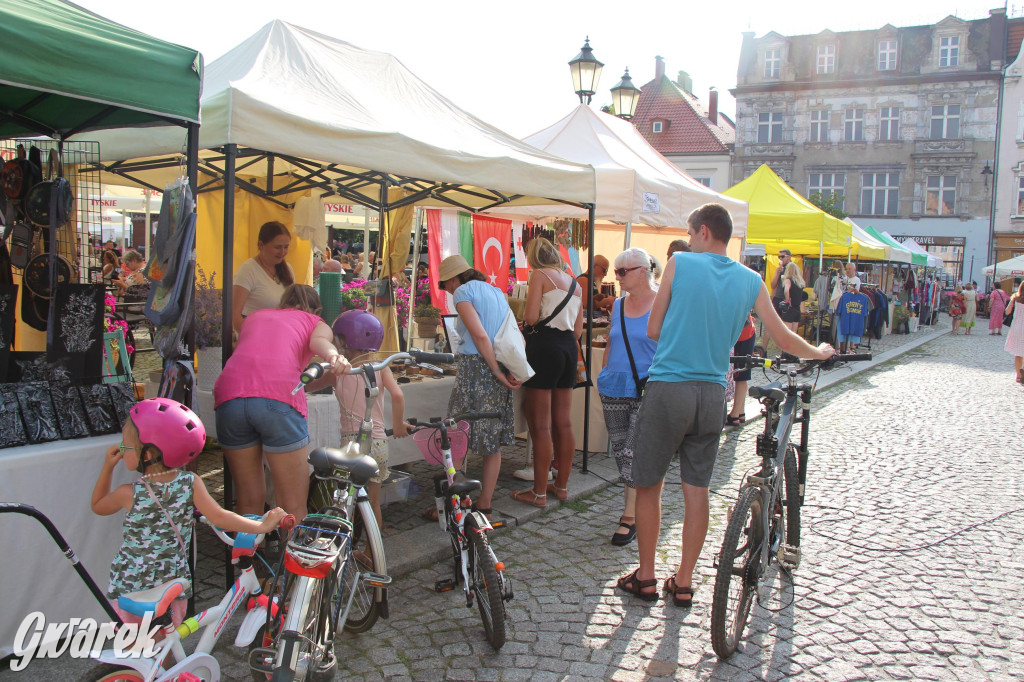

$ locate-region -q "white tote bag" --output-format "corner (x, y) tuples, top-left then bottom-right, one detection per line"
(493, 309), (535, 382)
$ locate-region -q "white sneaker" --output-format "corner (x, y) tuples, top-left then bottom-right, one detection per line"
(512, 467), (553, 482)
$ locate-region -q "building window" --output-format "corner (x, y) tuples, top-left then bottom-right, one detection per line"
(809, 173), (846, 210)
(925, 175), (957, 215)
(693, 177), (712, 187)
(844, 108), (864, 141)
(1016, 177), (1024, 215)
(816, 45), (835, 74)
(878, 40), (897, 70)
(861, 173), (900, 215)
(764, 49), (781, 78)
(939, 36), (960, 67)
(930, 105), (960, 139)
(757, 112), (783, 143)
(809, 110), (829, 142)
(652, 121), (663, 133)
(879, 106), (900, 141)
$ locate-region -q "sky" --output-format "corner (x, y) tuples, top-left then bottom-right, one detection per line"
(75, 0), (1009, 138)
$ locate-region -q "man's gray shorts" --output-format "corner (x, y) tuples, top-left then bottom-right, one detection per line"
(630, 380), (726, 488)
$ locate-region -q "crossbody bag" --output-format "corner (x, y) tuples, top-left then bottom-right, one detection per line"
(618, 298), (646, 395)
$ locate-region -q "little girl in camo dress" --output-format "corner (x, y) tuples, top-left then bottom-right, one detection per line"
(91, 398), (285, 625)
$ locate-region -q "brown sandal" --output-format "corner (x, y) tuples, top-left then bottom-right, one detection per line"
(510, 489), (546, 507)
(663, 575), (696, 607)
(616, 568), (658, 602)
(546, 483), (568, 501)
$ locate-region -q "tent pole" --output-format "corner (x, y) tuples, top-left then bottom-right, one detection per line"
(582, 204), (596, 474)
(816, 242), (823, 344)
(624, 221), (632, 250)
(221, 143), (237, 591)
(144, 190), (152, 266)
(408, 208), (424, 348)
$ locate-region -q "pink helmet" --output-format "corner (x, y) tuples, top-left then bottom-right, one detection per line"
(129, 398), (207, 469)
(332, 310), (384, 351)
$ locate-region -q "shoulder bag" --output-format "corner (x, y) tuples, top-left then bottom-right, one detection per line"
(618, 298), (646, 396)
(1005, 299), (1016, 328)
(522, 277), (577, 335)
(493, 308), (535, 382)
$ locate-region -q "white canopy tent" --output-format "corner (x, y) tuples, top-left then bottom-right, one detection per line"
(846, 219), (912, 263)
(899, 237), (944, 268)
(983, 254), (1024, 280)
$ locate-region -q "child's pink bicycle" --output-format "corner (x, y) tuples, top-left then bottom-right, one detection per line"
(0, 503), (291, 681)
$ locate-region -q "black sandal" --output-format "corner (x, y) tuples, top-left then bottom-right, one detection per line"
(663, 575), (696, 607)
(616, 568), (659, 602)
(725, 413), (745, 426)
(610, 521), (636, 546)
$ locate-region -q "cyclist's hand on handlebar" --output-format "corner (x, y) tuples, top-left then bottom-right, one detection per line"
(392, 421), (413, 438)
(814, 342), (835, 360)
(257, 507), (288, 533)
(327, 354), (351, 376)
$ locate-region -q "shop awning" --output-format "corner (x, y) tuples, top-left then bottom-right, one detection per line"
(0, 0), (201, 138)
(723, 164), (851, 247)
(983, 254), (1024, 279)
(847, 219), (909, 262)
(861, 226), (921, 265)
(891, 236), (940, 267)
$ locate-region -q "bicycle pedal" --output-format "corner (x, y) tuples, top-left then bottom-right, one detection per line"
(435, 578), (457, 592)
(778, 544), (802, 570)
(489, 519), (506, 529)
(248, 647), (276, 674)
(361, 571), (392, 586)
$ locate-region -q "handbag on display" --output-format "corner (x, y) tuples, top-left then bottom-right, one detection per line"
(492, 309), (534, 382)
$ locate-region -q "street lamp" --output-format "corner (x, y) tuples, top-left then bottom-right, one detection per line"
(982, 161), (994, 189)
(569, 37), (603, 104)
(610, 68), (641, 120)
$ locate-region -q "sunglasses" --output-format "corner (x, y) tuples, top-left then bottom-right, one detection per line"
(614, 266), (643, 277)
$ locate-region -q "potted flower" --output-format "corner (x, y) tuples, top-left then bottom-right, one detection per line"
(413, 302), (441, 338)
(194, 265), (223, 389)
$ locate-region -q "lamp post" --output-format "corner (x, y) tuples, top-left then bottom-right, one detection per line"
(610, 68), (641, 120)
(568, 37), (603, 104)
(982, 161), (993, 189)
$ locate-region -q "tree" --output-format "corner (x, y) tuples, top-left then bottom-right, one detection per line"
(808, 192), (848, 219)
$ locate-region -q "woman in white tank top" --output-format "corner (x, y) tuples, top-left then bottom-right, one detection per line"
(510, 238), (584, 508)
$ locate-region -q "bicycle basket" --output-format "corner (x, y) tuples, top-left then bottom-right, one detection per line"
(413, 420), (470, 467)
(284, 513), (351, 578)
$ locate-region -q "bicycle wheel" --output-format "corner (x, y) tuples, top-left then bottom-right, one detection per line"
(784, 446), (801, 548)
(340, 499), (385, 633)
(711, 486), (764, 659)
(466, 517), (506, 650)
(87, 666), (143, 681)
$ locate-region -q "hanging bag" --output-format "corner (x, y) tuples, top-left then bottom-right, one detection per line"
(1005, 300), (1016, 328)
(618, 298), (646, 396)
(492, 309), (535, 382)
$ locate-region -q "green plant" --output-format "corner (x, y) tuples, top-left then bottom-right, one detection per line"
(413, 302), (441, 320)
(808, 192), (848, 219)
(194, 265), (222, 349)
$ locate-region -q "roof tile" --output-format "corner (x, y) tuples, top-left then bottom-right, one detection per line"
(631, 77), (734, 154)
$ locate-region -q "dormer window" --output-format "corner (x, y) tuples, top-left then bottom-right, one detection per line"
(878, 40), (897, 71)
(939, 36), (959, 67)
(816, 45), (835, 74)
(652, 119), (665, 133)
(764, 49), (781, 79)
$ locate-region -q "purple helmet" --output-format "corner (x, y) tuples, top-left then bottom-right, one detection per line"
(332, 310), (384, 351)
(129, 398), (207, 470)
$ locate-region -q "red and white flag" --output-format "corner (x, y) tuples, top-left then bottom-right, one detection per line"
(472, 215), (512, 293)
(512, 223), (529, 283)
(426, 208), (462, 314)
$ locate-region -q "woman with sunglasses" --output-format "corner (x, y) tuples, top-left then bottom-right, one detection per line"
(511, 238), (584, 508)
(214, 284), (350, 522)
(597, 248), (661, 545)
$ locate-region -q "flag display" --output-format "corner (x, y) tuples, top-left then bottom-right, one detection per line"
(472, 215), (512, 293)
(426, 208), (467, 314)
(512, 223), (529, 283)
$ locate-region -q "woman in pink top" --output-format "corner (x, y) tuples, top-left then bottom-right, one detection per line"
(214, 285), (349, 521)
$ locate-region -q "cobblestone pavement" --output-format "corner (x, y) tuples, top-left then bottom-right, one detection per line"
(11, 325), (1024, 680)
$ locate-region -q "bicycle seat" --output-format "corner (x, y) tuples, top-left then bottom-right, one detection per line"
(309, 447), (380, 486)
(117, 577), (189, 618)
(749, 382), (786, 402)
(449, 473), (481, 496)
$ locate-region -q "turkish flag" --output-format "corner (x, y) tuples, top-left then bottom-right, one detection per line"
(472, 215), (511, 293)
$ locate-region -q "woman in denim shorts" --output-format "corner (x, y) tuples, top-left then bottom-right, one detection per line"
(214, 285), (349, 521)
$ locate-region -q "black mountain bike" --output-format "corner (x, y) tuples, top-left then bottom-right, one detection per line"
(710, 352), (870, 659)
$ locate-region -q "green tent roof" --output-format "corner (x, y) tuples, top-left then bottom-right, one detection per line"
(0, 0), (202, 139)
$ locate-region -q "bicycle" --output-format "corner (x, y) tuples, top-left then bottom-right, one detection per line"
(86, 511), (293, 681)
(710, 352), (870, 660)
(247, 348), (442, 680)
(406, 402), (514, 650)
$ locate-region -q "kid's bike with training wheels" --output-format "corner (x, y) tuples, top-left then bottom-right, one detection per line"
(709, 352), (870, 660)
(407, 401), (514, 650)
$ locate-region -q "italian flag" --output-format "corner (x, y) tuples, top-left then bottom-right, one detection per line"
(426, 209), (473, 314)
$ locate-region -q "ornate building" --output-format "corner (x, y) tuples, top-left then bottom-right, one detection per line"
(732, 10), (1007, 283)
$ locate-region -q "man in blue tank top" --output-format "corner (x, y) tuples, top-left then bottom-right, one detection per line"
(616, 203), (834, 604)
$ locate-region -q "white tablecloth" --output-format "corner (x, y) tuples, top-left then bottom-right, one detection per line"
(0, 435), (131, 657)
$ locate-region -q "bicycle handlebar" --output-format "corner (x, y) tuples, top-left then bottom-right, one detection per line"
(406, 412), (502, 429)
(199, 512), (295, 548)
(294, 348), (455, 393)
(730, 352), (871, 372)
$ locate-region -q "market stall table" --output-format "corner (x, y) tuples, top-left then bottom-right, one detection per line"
(0, 435), (130, 657)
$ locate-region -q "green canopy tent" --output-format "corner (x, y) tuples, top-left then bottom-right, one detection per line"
(0, 0), (202, 140)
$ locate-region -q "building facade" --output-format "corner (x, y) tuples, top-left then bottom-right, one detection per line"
(992, 16), (1024, 271)
(732, 11), (1006, 283)
(632, 57), (734, 192)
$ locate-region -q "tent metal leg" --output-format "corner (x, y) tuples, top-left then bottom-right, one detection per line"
(221, 143), (237, 590)
(582, 204), (595, 473)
